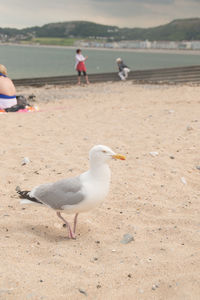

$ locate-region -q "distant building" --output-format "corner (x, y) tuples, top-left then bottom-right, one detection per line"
(191, 41), (200, 50)
(53, 38), (200, 51)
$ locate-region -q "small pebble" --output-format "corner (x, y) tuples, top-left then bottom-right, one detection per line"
(181, 177), (187, 185)
(149, 151), (159, 157)
(96, 285), (101, 289)
(152, 285), (156, 290)
(152, 284), (159, 290)
(186, 125), (193, 131)
(16, 186), (21, 192)
(196, 166), (200, 170)
(147, 258), (152, 262)
(121, 233), (134, 244)
(78, 289), (87, 296)
(21, 157), (30, 166)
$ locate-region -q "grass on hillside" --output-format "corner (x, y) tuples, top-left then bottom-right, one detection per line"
(22, 37), (106, 47)
(24, 37), (80, 46)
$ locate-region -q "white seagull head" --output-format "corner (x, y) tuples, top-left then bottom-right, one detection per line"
(89, 145), (126, 165)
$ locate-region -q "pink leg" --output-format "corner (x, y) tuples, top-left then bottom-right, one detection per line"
(73, 213), (79, 234)
(56, 211), (75, 239)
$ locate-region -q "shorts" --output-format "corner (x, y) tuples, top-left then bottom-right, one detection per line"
(0, 94), (17, 109)
(78, 70), (87, 76)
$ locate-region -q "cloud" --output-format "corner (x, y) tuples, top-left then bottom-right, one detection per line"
(0, 0), (199, 29)
(91, 0), (174, 3)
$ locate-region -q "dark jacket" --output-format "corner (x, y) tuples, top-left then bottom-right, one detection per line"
(118, 61), (128, 72)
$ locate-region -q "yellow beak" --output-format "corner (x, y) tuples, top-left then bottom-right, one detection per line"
(112, 154), (126, 160)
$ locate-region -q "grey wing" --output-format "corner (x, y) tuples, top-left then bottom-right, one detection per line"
(31, 176), (85, 210)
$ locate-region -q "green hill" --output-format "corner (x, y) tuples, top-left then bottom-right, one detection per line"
(0, 18), (200, 42)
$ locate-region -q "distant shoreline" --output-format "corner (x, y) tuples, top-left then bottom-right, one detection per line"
(1, 42), (200, 55)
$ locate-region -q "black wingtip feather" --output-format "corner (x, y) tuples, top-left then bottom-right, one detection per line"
(17, 189), (43, 205)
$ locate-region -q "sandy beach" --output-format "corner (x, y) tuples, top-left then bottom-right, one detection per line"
(0, 81), (200, 299)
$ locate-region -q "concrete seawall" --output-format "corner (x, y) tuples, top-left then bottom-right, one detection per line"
(13, 65), (200, 87)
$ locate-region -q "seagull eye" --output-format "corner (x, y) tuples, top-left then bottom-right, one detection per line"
(102, 150), (107, 153)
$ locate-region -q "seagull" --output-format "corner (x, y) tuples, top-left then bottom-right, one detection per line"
(17, 145), (126, 239)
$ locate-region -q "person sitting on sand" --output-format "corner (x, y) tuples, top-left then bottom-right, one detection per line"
(75, 49), (89, 85)
(116, 58), (130, 81)
(0, 64), (17, 109)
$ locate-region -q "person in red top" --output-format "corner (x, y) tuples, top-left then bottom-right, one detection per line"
(75, 49), (89, 85)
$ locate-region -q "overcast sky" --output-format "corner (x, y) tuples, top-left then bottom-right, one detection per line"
(1, 0), (200, 29)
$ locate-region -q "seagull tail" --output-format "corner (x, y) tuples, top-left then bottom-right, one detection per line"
(16, 187), (43, 205)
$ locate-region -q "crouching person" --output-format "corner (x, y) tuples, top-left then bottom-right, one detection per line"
(116, 58), (130, 81)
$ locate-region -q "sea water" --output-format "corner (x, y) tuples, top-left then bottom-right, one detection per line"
(0, 44), (200, 79)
